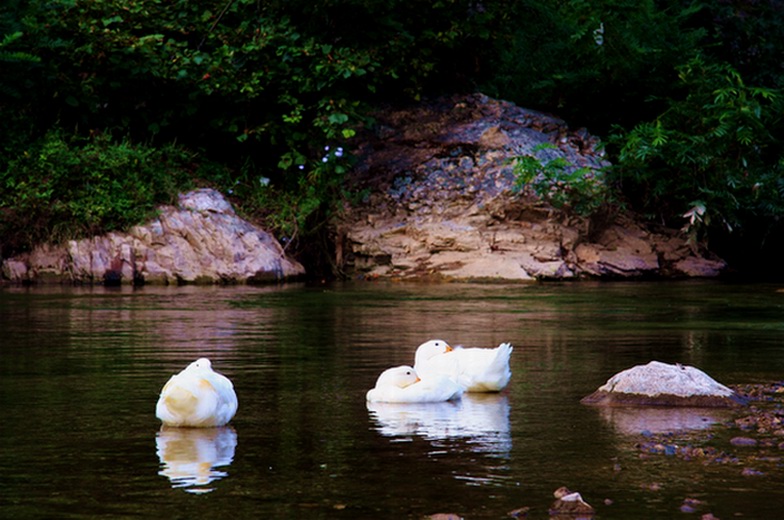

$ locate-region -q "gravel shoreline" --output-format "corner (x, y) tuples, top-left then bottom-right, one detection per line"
(635, 381), (784, 467)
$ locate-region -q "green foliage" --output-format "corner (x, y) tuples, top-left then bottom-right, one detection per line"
(2, 0), (499, 261)
(482, 0), (784, 253)
(482, 0), (706, 132)
(0, 132), (229, 254)
(610, 56), (784, 242)
(16, 0), (493, 160)
(230, 144), (353, 244)
(697, 0), (784, 89)
(0, 31), (39, 65)
(2, 0), (784, 275)
(512, 143), (608, 216)
(0, 27), (42, 161)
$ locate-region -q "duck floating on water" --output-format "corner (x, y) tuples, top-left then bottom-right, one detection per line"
(366, 365), (463, 403)
(414, 339), (513, 392)
(156, 358), (238, 427)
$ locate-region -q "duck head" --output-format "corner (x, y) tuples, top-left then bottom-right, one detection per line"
(414, 339), (453, 365)
(186, 358), (213, 371)
(375, 365), (421, 389)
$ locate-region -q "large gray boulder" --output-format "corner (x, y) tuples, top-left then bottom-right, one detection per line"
(581, 360), (747, 407)
(1, 189), (305, 285)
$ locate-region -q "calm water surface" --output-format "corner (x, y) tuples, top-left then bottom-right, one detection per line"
(1, 281), (784, 519)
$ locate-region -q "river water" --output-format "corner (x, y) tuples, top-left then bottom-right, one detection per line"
(1, 281), (783, 519)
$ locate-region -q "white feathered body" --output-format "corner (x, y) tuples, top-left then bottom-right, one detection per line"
(415, 340), (513, 392)
(156, 358), (238, 427)
(366, 365), (463, 403)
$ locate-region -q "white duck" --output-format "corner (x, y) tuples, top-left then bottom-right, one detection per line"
(156, 358), (238, 427)
(414, 339), (513, 392)
(366, 365), (463, 403)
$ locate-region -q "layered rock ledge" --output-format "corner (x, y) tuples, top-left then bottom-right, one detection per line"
(338, 93), (726, 281)
(1, 189), (305, 285)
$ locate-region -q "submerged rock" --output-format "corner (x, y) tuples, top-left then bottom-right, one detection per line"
(679, 498), (706, 514)
(581, 361), (747, 407)
(730, 436), (758, 447)
(1, 189), (305, 285)
(596, 406), (731, 435)
(507, 506), (531, 518)
(549, 487), (595, 518)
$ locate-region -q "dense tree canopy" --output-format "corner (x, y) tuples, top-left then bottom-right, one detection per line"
(1, 0), (782, 276)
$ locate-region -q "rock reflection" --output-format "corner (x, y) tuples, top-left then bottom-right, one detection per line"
(156, 426), (237, 494)
(596, 406), (731, 435)
(367, 393), (511, 456)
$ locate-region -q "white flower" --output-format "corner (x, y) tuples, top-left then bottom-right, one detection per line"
(683, 202), (706, 226)
(593, 22), (605, 46)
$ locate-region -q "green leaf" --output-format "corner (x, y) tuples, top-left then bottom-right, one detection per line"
(327, 112), (349, 124)
(102, 16), (123, 27)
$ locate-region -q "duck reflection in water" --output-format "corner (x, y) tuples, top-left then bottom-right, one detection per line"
(156, 426), (238, 494)
(367, 393), (511, 456)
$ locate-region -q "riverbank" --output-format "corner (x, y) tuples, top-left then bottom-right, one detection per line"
(0, 95), (731, 285)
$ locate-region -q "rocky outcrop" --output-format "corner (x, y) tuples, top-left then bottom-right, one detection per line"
(2, 95), (728, 284)
(338, 93), (726, 281)
(1, 189), (305, 285)
(581, 361), (748, 407)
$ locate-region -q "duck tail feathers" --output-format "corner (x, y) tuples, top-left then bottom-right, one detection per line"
(496, 342), (513, 358)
